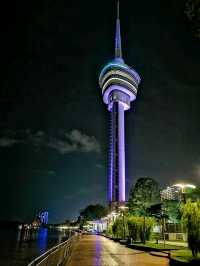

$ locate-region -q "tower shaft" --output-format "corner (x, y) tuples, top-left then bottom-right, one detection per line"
(109, 101), (125, 207)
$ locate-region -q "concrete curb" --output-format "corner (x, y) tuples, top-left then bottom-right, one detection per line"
(127, 243), (176, 252)
(150, 251), (170, 258)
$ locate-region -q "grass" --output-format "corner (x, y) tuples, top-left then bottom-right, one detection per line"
(131, 241), (183, 250)
(171, 249), (200, 262)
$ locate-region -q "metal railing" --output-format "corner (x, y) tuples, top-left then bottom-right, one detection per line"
(27, 233), (80, 266)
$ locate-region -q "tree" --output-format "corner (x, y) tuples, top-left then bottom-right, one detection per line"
(128, 177), (160, 243)
(181, 200), (200, 257)
(129, 177), (160, 215)
(112, 218), (125, 239)
(184, 0), (200, 39)
(80, 204), (108, 222)
(186, 187), (200, 202)
(163, 200), (181, 223)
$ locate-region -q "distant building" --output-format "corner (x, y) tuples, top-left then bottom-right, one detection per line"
(160, 183), (196, 201)
(38, 211), (48, 225)
(160, 186), (182, 201)
(85, 218), (108, 233)
(32, 217), (41, 227)
(32, 211), (48, 227)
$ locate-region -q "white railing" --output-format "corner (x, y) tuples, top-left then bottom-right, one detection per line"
(27, 233), (79, 266)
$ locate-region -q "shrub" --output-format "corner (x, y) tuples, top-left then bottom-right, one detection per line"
(127, 216), (155, 242)
(111, 216), (129, 239)
(107, 223), (113, 237)
(181, 200), (200, 257)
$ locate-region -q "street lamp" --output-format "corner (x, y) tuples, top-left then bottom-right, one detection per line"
(118, 206), (128, 239)
(174, 184), (196, 190)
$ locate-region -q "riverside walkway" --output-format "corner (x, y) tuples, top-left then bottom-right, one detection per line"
(66, 235), (169, 266)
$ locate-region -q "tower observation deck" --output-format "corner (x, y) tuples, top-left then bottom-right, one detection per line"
(99, 1), (141, 210)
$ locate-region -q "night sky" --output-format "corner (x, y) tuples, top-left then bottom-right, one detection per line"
(0, 0), (200, 223)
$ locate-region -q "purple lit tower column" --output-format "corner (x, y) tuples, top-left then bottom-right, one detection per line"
(99, 1), (141, 210)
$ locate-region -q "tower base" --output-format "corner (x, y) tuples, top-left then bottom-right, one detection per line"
(109, 201), (126, 212)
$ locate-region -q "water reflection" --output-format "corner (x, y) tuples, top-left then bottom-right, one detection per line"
(0, 227), (69, 266)
(37, 228), (48, 254)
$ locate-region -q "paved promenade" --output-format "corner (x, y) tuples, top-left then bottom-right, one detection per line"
(66, 235), (169, 266)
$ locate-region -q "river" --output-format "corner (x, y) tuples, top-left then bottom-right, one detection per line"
(0, 226), (71, 266)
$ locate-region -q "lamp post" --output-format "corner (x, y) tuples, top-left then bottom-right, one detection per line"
(119, 206), (128, 239)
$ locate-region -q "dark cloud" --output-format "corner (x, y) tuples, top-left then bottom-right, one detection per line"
(0, 137), (19, 147)
(0, 129), (100, 154)
(95, 163), (103, 169)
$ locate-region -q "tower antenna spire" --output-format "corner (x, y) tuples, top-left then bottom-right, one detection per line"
(115, 0), (122, 58)
(117, 0), (120, 19)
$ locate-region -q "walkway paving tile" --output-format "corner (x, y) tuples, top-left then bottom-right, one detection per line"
(66, 235), (169, 266)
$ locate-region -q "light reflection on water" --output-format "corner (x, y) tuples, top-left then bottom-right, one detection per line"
(37, 228), (48, 254)
(0, 227), (69, 266)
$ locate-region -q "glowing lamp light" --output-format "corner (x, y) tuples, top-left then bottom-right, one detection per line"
(118, 206), (128, 210)
(174, 183), (196, 189)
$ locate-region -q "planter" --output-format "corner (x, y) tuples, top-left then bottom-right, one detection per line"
(119, 239), (128, 245)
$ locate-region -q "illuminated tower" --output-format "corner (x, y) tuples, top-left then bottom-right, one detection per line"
(99, 1), (141, 210)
